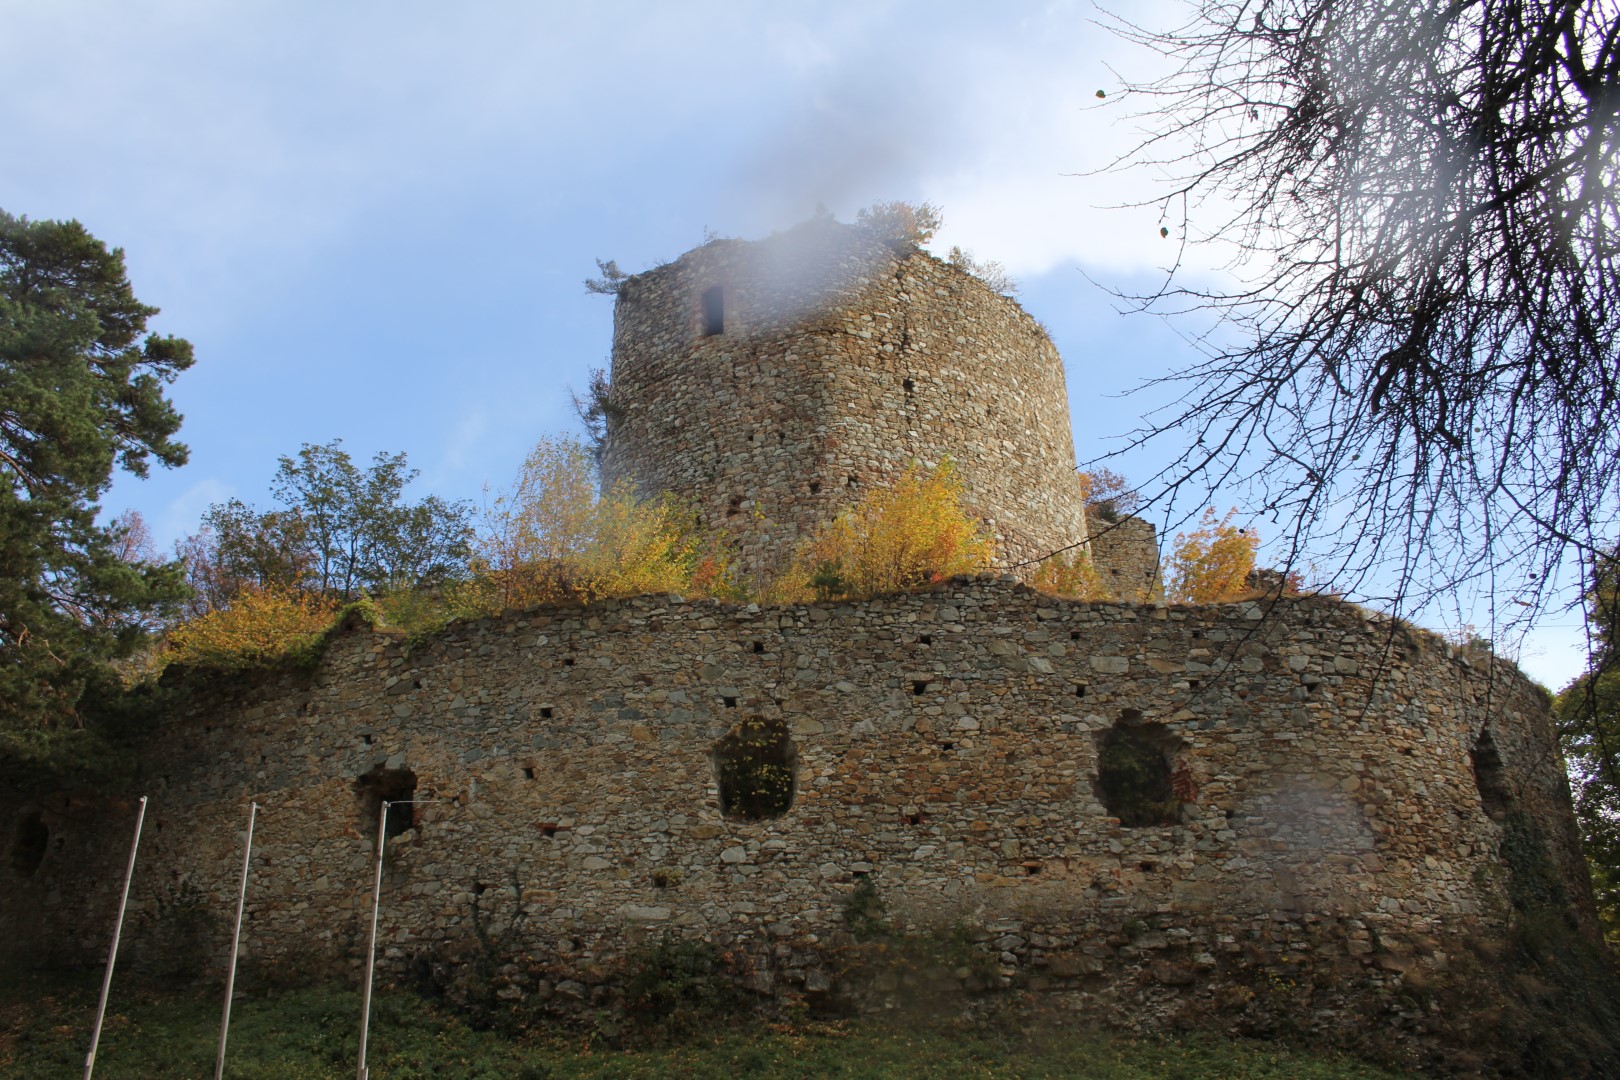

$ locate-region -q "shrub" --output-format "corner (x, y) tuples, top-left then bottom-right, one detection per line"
(1030, 549), (1109, 600)
(165, 585), (335, 669)
(462, 435), (734, 614)
(774, 461), (994, 602)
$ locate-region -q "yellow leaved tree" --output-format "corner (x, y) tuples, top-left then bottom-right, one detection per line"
(1165, 508), (1259, 604)
(166, 585), (335, 669)
(1030, 550), (1109, 600)
(773, 461), (995, 602)
(456, 435), (731, 614)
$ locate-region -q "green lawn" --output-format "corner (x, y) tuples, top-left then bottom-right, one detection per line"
(0, 975), (1417, 1080)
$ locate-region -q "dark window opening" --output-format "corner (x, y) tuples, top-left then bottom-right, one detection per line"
(540, 706), (554, 719)
(1472, 729), (1514, 821)
(1095, 713), (1184, 827)
(1070, 630), (1082, 640)
(902, 377), (915, 393)
(362, 734), (373, 745)
(12, 812), (48, 877)
(1023, 863), (1043, 876)
(539, 823), (559, 838)
(523, 767), (535, 780)
(1075, 683), (1088, 697)
(563, 657), (575, 667)
(1139, 861), (1157, 873)
(702, 286), (725, 335)
(912, 681), (928, 696)
(723, 696), (738, 709)
(918, 634), (932, 646)
(752, 641), (765, 654)
(902, 811), (925, 826)
(1187, 679), (1201, 691)
(355, 765), (418, 841)
(940, 741), (955, 752)
(714, 716), (797, 820)
(473, 881), (487, 895)
(808, 481), (822, 495)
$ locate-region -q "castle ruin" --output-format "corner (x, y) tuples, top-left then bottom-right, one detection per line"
(0, 221), (1596, 1059)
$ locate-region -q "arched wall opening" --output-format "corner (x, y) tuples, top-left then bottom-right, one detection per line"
(1095, 711), (1185, 827)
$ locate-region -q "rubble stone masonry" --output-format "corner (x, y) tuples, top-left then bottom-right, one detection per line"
(600, 221), (1094, 574)
(0, 581), (1590, 1022)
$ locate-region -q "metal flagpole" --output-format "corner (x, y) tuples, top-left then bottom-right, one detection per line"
(84, 795), (148, 1080)
(356, 798), (390, 1080)
(214, 801), (258, 1080)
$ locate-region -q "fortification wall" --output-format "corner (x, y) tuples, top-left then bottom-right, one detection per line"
(0, 583), (1588, 1024)
(600, 222), (1090, 573)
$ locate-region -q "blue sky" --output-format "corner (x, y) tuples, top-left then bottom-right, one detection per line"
(1, 1), (1587, 686)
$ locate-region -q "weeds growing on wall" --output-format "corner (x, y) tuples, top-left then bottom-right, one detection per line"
(621, 936), (750, 1035)
(164, 585), (335, 669)
(458, 435), (736, 614)
(1030, 549), (1109, 600)
(771, 461), (994, 602)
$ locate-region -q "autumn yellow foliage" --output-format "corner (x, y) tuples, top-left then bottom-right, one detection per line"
(1166, 508), (1259, 603)
(1030, 549), (1110, 600)
(166, 585), (336, 668)
(773, 461), (995, 601)
(456, 436), (732, 614)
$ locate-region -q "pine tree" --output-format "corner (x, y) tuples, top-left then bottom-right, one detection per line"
(0, 211), (193, 739)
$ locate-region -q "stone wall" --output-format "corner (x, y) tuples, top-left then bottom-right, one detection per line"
(600, 221), (1091, 575)
(0, 582), (1590, 1026)
(1088, 515), (1163, 602)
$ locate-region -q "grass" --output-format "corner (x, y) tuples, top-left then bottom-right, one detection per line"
(0, 972), (1420, 1080)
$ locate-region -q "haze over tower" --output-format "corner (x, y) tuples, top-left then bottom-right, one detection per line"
(599, 217), (1093, 576)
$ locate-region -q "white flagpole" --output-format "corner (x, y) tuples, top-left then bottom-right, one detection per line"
(356, 798), (390, 1080)
(214, 800), (258, 1080)
(84, 795), (148, 1080)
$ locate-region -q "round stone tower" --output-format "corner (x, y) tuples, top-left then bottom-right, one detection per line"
(600, 218), (1091, 574)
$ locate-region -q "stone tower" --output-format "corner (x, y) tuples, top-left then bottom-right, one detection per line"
(600, 219), (1092, 573)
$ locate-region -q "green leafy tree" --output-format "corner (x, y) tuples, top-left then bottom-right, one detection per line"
(185, 440), (474, 605)
(0, 211), (192, 738)
(174, 499), (313, 619)
(1557, 552), (1620, 944)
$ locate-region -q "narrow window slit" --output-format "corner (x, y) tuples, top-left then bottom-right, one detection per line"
(702, 285), (724, 335)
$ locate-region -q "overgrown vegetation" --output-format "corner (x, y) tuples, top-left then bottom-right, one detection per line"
(1555, 549), (1620, 945)
(1095, 720), (1181, 827)
(164, 586), (335, 670)
(713, 715), (795, 820)
(0, 972), (1420, 1079)
(454, 434), (734, 616)
(770, 460), (995, 602)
